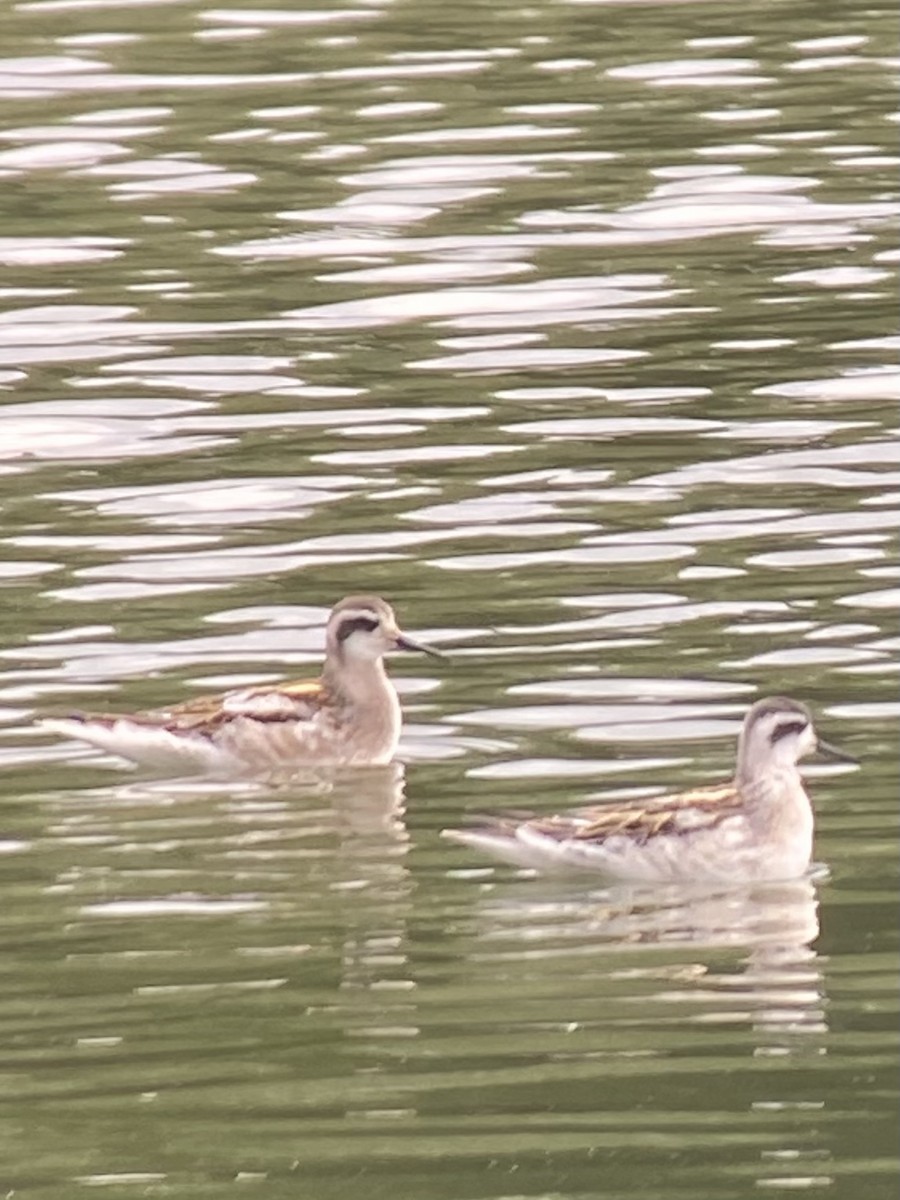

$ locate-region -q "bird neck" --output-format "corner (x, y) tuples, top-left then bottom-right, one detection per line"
(736, 763), (812, 843)
(323, 652), (395, 708)
(322, 652), (402, 763)
(735, 751), (803, 808)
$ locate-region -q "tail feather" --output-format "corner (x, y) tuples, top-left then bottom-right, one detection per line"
(442, 815), (629, 874)
(39, 717), (233, 773)
(441, 824), (550, 870)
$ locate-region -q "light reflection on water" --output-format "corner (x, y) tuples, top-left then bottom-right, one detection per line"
(0, 0), (896, 1196)
(453, 874), (827, 1046)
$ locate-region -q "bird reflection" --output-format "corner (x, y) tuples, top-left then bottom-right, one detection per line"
(301, 765), (422, 1090)
(44, 762), (416, 1020)
(457, 872), (826, 1044)
(41, 759), (411, 920)
(327, 761), (410, 849)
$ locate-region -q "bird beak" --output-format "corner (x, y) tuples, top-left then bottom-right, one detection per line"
(394, 632), (444, 659)
(815, 736), (858, 765)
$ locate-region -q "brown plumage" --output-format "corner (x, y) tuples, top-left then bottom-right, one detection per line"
(41, 596), (442, 774)
(442, 698), (856, 882)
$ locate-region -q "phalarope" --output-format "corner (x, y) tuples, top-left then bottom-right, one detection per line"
(42, 595), (442, 775)
(442, 697), (855, 883)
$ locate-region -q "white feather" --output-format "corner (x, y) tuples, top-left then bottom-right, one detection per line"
(440, 828), (547, 871)
(39, 718), (242, 775)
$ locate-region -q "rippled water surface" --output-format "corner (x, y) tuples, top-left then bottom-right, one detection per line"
(0, 0), (897, 1196)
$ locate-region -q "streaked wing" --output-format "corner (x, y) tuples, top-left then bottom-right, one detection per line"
(529, 782), (740, 845)
(77, 677), (328, 734)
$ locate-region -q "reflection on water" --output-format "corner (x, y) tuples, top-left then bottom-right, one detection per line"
(460, 875), (826, 1042)
(0, 0), (896, 1196)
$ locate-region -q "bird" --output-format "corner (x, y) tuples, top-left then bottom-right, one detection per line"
(442, 696), (856, 884)
(41, 595), (443, 775)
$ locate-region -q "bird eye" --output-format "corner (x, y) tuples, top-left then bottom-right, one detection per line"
(769, 719), (808, 745)
(337, 614), (380, 643)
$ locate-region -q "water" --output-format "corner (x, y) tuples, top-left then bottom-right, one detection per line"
(0, 0), (897, 1196)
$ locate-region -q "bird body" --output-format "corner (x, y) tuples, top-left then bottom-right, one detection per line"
(41, 596), (440, 774)
(443, 697), (853, 884)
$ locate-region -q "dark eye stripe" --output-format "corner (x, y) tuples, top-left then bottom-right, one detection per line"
(337, 615), (380, 643)
(769, 719), (808, 745)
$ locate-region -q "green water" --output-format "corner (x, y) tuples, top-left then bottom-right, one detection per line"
(0, 0), (896, 1196)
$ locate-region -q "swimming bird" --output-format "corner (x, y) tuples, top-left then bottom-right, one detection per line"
(41, 595), (442, 775)
(442, 697), (855, 883)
